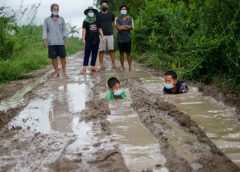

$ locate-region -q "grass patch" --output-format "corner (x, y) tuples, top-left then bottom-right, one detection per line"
(0, 37), (82, 83)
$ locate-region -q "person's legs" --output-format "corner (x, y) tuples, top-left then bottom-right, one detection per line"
(126, 41), (132, 71)
(127, 53), (132, 71)
(120, 52), (125, 71)
(52, 59), (59, 77)
(60, 58), (66, 75)
(118, 42), (126, 71)
(48, 45), (59, 77)
(99, 37), (106, 70)
(58, 45), (67, 75)
(107, 35), (116, 68)
(109, 51), (116, 68)
(90, 42), (100, 67)
(83, 42), (92, 73)
(99, 51), (104, 69)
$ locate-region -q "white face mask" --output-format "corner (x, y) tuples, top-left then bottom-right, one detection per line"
(113, 89), (123, 96)
(52, 12), (59, 16)
(88, 12), (94, 18)
(164, 83), (174, 89)
(120, 9), (127, 15)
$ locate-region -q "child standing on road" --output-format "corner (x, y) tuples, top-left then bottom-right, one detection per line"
(163, 70), (188, 94)
(116, 5), (134, 71)
(106, 77), (126, 100)
(82, 6), (104, 74)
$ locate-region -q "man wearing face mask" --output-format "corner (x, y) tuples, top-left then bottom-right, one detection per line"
(43, 3), (69, 77)
(96, 0), (116, 70)
(116, 5), (134, 71)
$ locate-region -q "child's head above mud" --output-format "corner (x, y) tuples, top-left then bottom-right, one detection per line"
(164, 70), (177, 86)
(107, 77), (122, 91)
(106, 77), (126, 100)
(163, 70), (188, 94)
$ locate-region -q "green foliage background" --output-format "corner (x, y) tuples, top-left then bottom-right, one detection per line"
(98, 0), (240, 93)
(0, 6), (82, 83)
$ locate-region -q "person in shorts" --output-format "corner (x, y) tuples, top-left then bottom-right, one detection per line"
(97, 0), (116, 69)
(43, 3), (69, 77)
(116, 5), (134, 71)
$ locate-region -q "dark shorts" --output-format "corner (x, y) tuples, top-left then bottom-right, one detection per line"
(118, 41), (131, 53)
(48, 45), (67, 59)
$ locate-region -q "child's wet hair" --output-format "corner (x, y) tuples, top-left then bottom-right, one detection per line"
(107, 77), (120, 89)
(164, 70), (177, 80)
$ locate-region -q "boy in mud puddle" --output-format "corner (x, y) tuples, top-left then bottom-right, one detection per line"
(163, 70), (188, 94)
(106, 77), (126, 100)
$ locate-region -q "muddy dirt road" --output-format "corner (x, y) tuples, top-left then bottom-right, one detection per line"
(0, 53), (240, 172)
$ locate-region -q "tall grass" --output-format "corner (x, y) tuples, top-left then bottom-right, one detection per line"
(0, 6), (82, 83)
(0, 25), (83, 83)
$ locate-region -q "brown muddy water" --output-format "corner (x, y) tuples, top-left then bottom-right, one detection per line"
(0, 53), (239, 171)
(106, 91), (168, 172)
(132, 67), (240, 168)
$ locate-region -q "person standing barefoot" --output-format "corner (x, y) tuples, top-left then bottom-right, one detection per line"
(43, 3), (69, 77)
(116, 5), (134, 71)
(97, 0), (116, 70)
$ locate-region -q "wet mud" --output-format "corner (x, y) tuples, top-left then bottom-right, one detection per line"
(0, 53), (240, 172)
(196, 83), (240, 119)
(147, 68), (240, 119)
(129, 84), (240, 172)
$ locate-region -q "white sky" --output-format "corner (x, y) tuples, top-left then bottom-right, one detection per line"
(1, 0), (96, 28)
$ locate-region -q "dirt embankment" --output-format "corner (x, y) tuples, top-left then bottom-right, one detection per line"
(129, 83), (240, 172)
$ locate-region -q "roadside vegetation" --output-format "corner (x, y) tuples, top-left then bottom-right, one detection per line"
(100, 0), (240, 93)
(0, 5), (82, 83)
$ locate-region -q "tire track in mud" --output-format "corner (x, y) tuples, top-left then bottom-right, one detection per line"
(0, 54), (129, 172)
(1, 53), (240, 172)
(129, 83), (240, 172)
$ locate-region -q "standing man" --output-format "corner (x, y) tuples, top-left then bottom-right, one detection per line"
(97, 0), (116, 70)
(43, 3), (69, 77)
(116, 5), (134, 71)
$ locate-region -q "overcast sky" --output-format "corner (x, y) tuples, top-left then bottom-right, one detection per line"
(1, 0), (96, 29)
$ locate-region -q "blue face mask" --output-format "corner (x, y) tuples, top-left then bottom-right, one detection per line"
(164, 83), (174, 89)
(88, 12), (94, 18)
(113, 89), (124, 96)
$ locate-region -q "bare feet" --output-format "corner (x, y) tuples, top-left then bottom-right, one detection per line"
(81, 67), (87, 74)
(54, 72), (59, 77)
(99, 67), (105, 71)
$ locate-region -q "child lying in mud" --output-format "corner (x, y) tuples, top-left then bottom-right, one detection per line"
(163, 70), (188, 94)
(106, 77), (126, 100)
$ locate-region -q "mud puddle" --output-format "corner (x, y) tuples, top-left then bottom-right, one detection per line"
(130, 67), (240, 167)
(107, 94), (168, 172)
(9, 82), (90, 133)
(0, 54), (128, 171)
(0, 78), (46, 112)
(167, 90), (240, 167)
(101, 70), (168, 171)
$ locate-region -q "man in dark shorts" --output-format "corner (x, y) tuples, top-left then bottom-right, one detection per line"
(116, 5), (134, 71)
(96, 0), (116, 69)
(43, 3), (69, 77)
